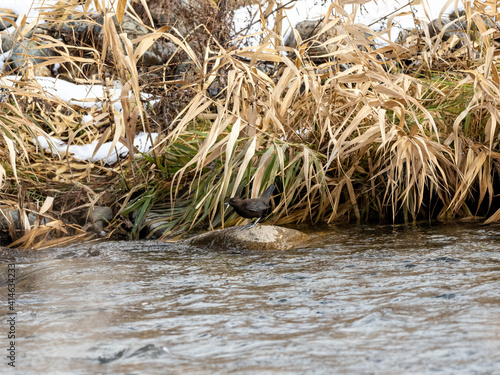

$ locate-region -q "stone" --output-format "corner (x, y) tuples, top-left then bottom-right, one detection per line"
(90, 206), (113, 236)
(92, 206), (113, 223)
(33, 65), (52, 76)
(0, 208), (49, 230)
(147, 219), (170, 239)
(118, 14), (177, 67)
(285, 20), (333, 57)
(186, 225), (310, 251)
(0, 33), (14, 53)
(428, 18), (468, 49)
(56, 13), (177, 67)
(57, 14), (104, 44)
(129, 211), (170, 239)
(285, 20), (374, 60)
(0, 8), (17, 32)
(427, 16), (497, 50)
(6, 39), (56, 71)
(131, 0), (208, 37)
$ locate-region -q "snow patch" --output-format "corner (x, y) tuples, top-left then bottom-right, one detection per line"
(0, 75), (157, 112)
(35, 132), (158, 165)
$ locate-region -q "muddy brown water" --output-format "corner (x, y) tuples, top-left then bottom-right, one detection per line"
(1, 224), (499, 374)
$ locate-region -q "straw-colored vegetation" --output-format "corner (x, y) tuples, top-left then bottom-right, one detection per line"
(0, 0), (499, 248)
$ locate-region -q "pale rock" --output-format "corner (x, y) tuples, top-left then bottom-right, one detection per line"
(186, 225), (309, 251)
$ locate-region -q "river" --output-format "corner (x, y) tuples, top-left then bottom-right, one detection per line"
(1, 223), (499, 374)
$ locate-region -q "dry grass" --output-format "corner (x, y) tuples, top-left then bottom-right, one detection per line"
(0, 0), (499, 247)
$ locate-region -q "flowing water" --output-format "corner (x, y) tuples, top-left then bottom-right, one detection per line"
(1, 223), (500, 374)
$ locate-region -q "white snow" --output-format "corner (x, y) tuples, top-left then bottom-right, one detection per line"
(35, 132), (158, 165)
(0, 0), (156, 165)
(0, 74), (158, 164)
(0, 0), (126, 23)
(0, 75), (156, 111)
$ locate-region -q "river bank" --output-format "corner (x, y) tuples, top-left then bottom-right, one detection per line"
(0, 0), (499, 248)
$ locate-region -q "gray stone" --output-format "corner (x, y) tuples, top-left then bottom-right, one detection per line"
(427, 16), (497, 50)
(139, 38), (176, 67)
(118, 14), (176, 67)
(92, 206), (113, 223)
(147, 219), (170, 239)
(55, 13), (176, 67)
(173, 60), (198, 82)
(0, 33), (14, 53)
(132, 0), (205, 37)
(90, 206), (113, 236)
(285, 20), (331, 57)
(7, 39), (56, 71)
(57, 15), (104, 41)
(428, 18), (468, 48)
(0, 208), (48, 230)
(0, 8), (17, 32)
(120, 14), (149, 36)
(129, 211), (170, 239)
(186, 225), (310, 251)
(285, 20), (374, 60)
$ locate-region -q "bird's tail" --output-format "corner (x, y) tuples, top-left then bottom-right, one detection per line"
(261, 184), (276, 200)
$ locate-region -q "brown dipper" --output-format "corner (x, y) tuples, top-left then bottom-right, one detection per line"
(227, 184), (275, 229)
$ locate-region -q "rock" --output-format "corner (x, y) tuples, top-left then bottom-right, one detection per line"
(0, 208), (49, 230)
(427, 16), (497, 50)
(173, 60), (198, 83)
(92, 206), (113, 223)
(56, 14), (177, 67)
(186, 225), (309, 251)
(285, 20), (332, 57)
(118, 14), (177, 67)
(33, 65), (52, 76)
(57, 14), (104, 42)
(132, 0), (209, 36)
(128, 211), (170, 239)
(138, 37), (176, 67)
(147, 219), (170, 239)
(395, 28), (418, 47)
(82, 206), (114, 237)
(90, 206), (113, 236)
(428, 18), (468, 49)
(0, 33), (14, 52)
(6, 39), (56, 71)
(0, 8), (17, 31)
(285, 20), (373, 60)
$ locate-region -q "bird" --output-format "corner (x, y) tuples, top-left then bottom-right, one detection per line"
(227, 184), (275, 230)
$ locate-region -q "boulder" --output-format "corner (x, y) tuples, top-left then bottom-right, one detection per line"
(131, 0), (211, 36)
(285, 20), (374, 61)
(186, 225), (309, 251)
(0, 208), (49, 230)
(56, 14), (177, 67)
(6, 39), (56, 71)
(0, 8), (17, 31)
(427, 16), (497, 50)
(428, 18), (468, 49)
(89, 206), (113, 236)
(57, 14), (104, 42)
(285, 19), (334, 58)
(119, 14), (177, 66)
(0, 33), (14, 53)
